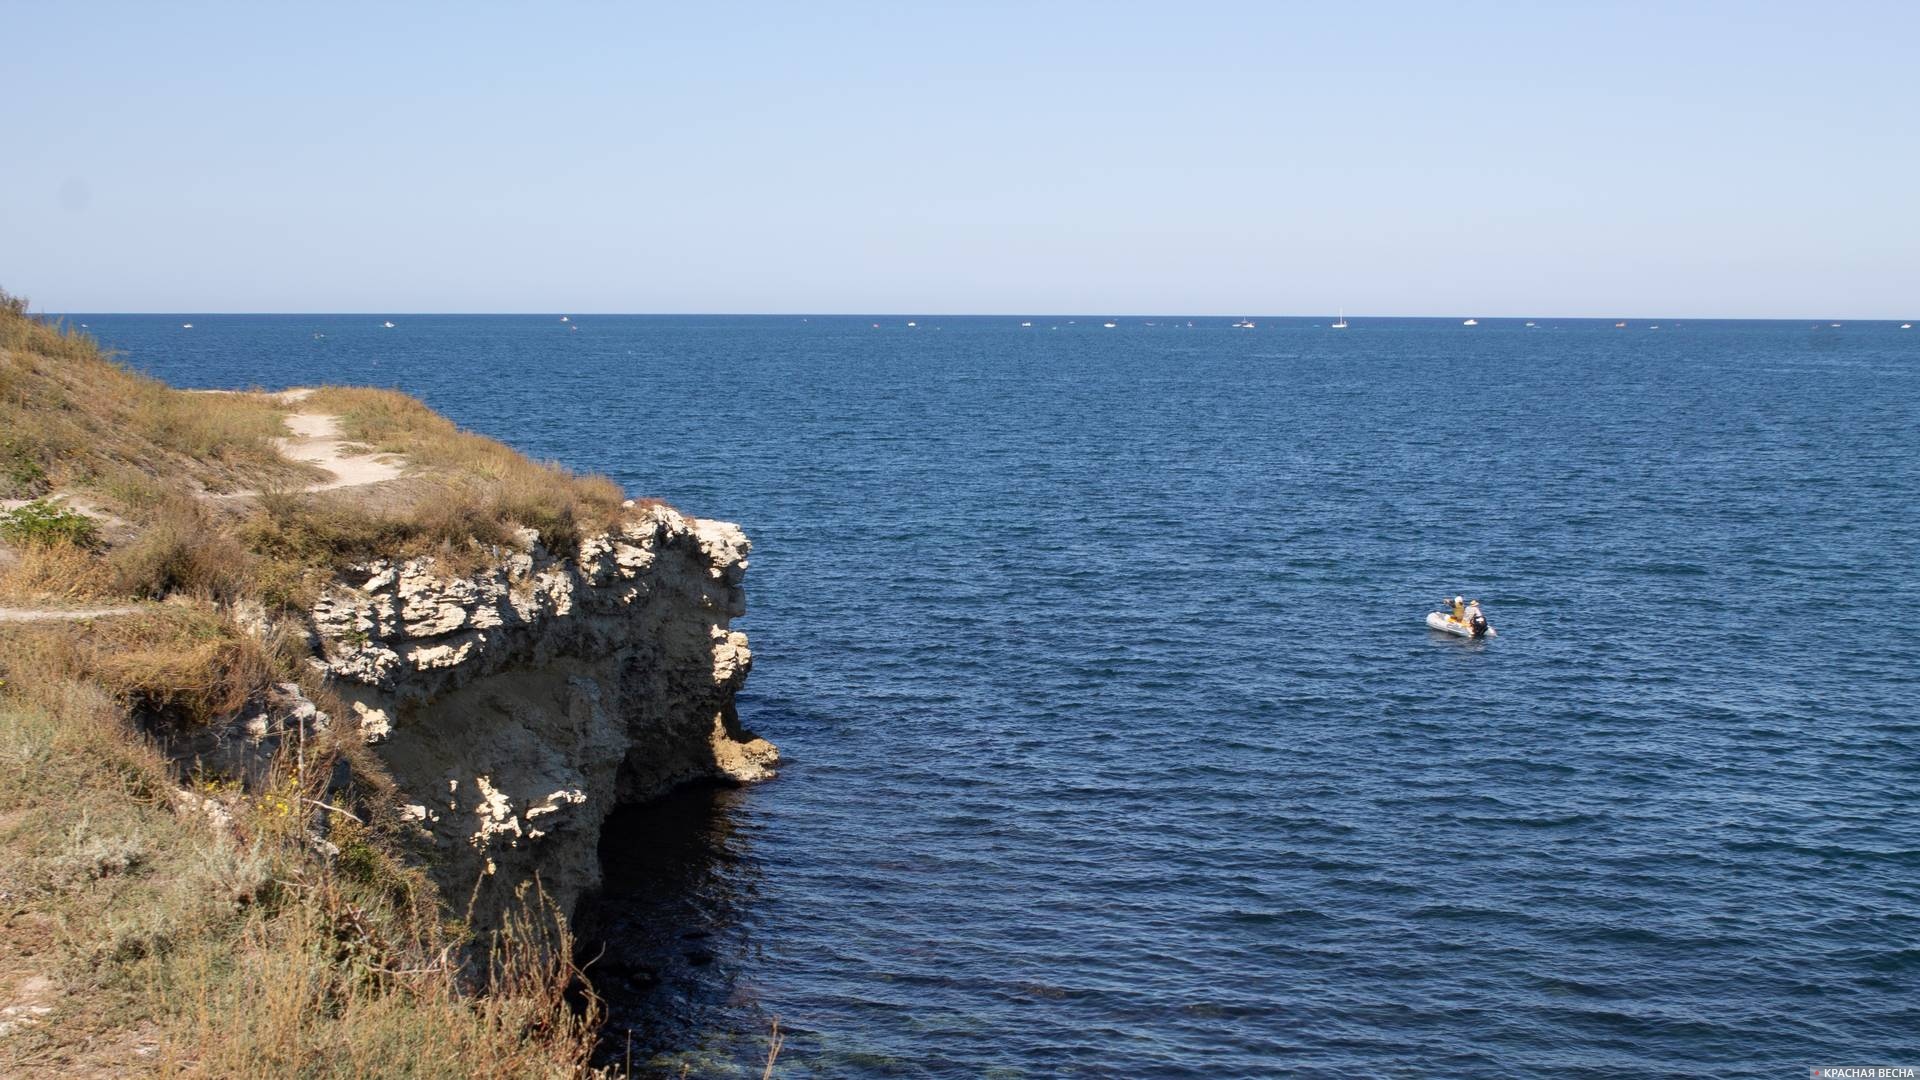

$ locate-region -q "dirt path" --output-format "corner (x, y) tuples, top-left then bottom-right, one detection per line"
(2, 391), (402, 624)
(0, 606), (142, 623)
(270, 412), (406, 492)
(200, 390), (405, 499)
(183, 387), (405, 498)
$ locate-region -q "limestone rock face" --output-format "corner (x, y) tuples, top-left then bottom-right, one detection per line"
(307, 504), (776, 926)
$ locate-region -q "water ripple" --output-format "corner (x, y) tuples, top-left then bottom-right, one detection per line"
(90, 314), (1920, 1077)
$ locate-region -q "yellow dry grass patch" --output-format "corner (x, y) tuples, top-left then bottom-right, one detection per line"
(303, 386), (627, 554)
(0, 299), (314, 502)
(0, 612), (601, 1078)
(0, 291), (641, 1076)
(2, 293), (639, 614)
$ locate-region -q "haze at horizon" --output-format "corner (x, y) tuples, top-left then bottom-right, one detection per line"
(6, 1), (1916, 318)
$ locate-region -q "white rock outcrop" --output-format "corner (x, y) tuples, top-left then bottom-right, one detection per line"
(307, 504), (776, 925)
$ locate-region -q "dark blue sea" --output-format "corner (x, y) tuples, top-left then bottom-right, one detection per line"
(75, 314), (1920, 1077)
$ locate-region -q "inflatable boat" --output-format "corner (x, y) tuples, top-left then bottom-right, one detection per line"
(1427, 611), (1495, 639)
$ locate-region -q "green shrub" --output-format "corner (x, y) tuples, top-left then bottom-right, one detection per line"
(0, 436), (47, 498)
(0, 498), (99, 548)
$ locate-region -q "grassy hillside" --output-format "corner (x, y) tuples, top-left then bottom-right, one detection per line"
(0, 291), (627, 611)
(0, 293), (623, 1076)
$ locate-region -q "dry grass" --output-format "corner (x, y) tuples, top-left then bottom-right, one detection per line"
(0, 295), (311, 503)
(107, 497), (251, 601)
(0, 290), (645, 614)
(0, 290), (665, 1076)
(3, 607), (275, 727)
(304, 386), (627, 554)
(0, 610), (602, 1077)
(0, 499), (249, 606)
(0, 539), (120, 601)
(0, 291), (638, 614)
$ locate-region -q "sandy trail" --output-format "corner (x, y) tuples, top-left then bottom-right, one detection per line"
(185, 387), (404, 497)
(270, 412), (406, 492)
(2, 390), (399, 622)
(0, 606), (142, 623)
(200, 390), (405, 498)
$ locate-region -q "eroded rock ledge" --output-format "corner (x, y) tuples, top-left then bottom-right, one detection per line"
(307, 503), (776, 924)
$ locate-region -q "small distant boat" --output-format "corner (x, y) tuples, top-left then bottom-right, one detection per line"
(1232, 319), (1256, 329)
(1427, 610), (1495, 639)
(1103, 321), (1116, 328)
(1650, 325), (1660, 330)
(560, 316), (570, 322)
(1903, 323), (1913, 329)
(1830, 323), (1841, 328)
(906, 321), (917, 328)
(1021, 321), (1032, 327)
(1331, 309), (1349, 329)
(569, 325), (579, 332)
(383, 320), (395, 328)
(181, 323), (193, 329)
(1615, 321), (1627, 328)
(1524, 321), (1536, 328)
(1462, 318), (1478, 327)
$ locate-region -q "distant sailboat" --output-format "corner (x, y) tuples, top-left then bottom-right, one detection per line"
(1331, 309), (1349, 329)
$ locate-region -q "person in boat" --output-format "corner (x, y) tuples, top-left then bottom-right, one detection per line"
(1449, 595), (1466, 622)
(1466, 599), (1488, 638)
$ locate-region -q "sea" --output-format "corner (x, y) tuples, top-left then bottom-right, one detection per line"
(73, 313), (1920, 1078)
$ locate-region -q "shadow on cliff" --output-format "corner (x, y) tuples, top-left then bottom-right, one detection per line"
(575, 780), (770, 1075)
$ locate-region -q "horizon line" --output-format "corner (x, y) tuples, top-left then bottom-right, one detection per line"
(35, 310), (1920, 322)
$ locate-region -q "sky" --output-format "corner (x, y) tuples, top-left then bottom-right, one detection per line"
(4, 1), (1917, 317)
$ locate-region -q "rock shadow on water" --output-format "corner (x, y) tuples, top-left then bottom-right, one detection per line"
(576, 780), (772, 1076)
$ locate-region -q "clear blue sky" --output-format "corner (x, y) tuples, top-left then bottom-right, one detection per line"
(5, 2), (1916, 316)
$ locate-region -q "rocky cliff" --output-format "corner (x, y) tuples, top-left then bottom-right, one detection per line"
(306, 502), (776, 924)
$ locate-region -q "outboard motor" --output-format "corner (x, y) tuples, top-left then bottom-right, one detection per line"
(1470, 614), (1489, 639)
